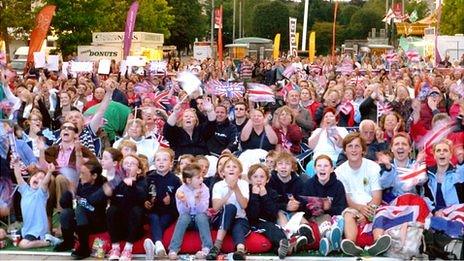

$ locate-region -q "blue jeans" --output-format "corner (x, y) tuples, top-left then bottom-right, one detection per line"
(169, 213), (213, 252)
(149, 213), (176, 242)
(211, 204), (250, 245)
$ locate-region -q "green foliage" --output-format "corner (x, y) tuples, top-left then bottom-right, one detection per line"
(405, 0), (429, 21)
(311, 21), (334, 55)
(349, 8), (383, 38)
(339, 5), (359, 25)
(440, 0), (464, 35)
(251, 0), (290, 49)
(0, 0), (35, 53)
(46, 0), (174, 57)
(165, 0), (207, 52)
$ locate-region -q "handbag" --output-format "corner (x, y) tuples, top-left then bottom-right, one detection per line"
(385, 222), (424, 259)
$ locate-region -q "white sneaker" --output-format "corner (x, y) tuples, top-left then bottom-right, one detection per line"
(155, 240), (166, 256)
(144, 238), (155, 260)
(45, 233), (63, 246)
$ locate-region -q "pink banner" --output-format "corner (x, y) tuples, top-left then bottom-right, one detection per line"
(123, 1), (139, 59)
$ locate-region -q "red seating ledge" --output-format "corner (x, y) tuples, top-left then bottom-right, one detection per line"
(86, 224), (273, 254)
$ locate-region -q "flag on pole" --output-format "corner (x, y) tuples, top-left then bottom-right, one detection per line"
(273, 34), (281, 59)
(25, 5), (56, 73)
(377, 101), (392, 118)
(382, 8), (395, 24)
(282, 64), (296, 79)
(409, 9), (418, 23)
(123, 1), (139, 59)
(406, 49), (420, 62)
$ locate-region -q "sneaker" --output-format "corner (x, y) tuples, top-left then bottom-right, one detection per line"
(155, 241), (166, 256)
(294, 235), (308, 253)
(341, 239), (363, 256)
(144, 238), (155, 260)
(45, 233), (63, 246)
(232, 249), (246, 260)
(277, 239), (290, 259)
(365, 235), (391, 256)
(168, 251), (178, 260)
(329, 226), (342, 251)
(206, 246), (220, 260)
(53, 241), (74, 252)
(71, 248), (91, 260)
(195, 248), (209, 259)
(298, 224), (314, 244)
(120, 249), (133, 261)
(319, 238), (330, 256)
(108, 247), (121, 260)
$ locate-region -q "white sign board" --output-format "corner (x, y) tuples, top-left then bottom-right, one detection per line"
(126, 56), (146, 67)
(71, 62), (94, 73)
(33, 51), (46, 68)
(92, 32), (164, 44)
(47, 55), (60, 71)
(77, 45), (123, 62)
(289, 17), (298, 56)
(193, 45), (212, 61)
(97, 59), (111, 74)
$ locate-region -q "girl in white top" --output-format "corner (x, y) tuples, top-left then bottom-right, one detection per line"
(208, 156), (250, 260)
(308, 108), (349, 163)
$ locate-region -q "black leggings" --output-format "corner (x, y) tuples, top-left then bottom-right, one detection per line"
(106, 205), (144, 244)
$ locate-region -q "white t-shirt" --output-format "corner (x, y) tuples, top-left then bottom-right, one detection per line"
(212, 179), (249, 219)
(335, 158), (381, 205)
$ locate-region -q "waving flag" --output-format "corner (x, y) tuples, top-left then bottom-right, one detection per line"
(397, 163), (427, 191)
(247, 83), (275, 103)
(374, 205), (420, 231)
(377, 101), (392, 118)
(278, 81), (298, 97)
(134, 80), (154, 94)
(207, 80), (244, 99)
(282, 64), (296, 79)
(406, 49), (420, 62)
(417, 120), (457, 149)
(442, 204), (464, 224)
(151, 90), (170, 110)
(386, 51), (398, 64)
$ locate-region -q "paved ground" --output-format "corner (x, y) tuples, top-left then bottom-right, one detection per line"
(0, 251), (402, 260)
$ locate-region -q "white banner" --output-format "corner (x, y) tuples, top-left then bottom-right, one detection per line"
(289, 17), (297, 55)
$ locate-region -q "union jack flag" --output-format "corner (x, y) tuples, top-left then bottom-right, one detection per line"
(442, 204), (464, 224)
(377, 101), (392, 118)
(397, 163), (427, 191)
(278, 81), (299, 97)
(386, 51), (399, 64)
(151, 90), (171, 110)
(405, 50), (420, 62)
(207, 80), (244, 99)
(417, 120), (457, 150)
(247, 83), (275, 103)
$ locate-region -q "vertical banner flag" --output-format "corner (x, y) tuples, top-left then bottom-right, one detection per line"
(289, 17), (297, 56)
(309, 31), (316, 63)
(295, 33), (300, 53)
(331, 1), (339, 61)
(273, 34), (281, 59)
(215, 6), (223, 68)
(123, 1), (139, 59)
(25, 5), (56, 73)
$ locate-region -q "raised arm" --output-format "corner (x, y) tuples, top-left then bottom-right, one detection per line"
(89, 79), (115, 133)
(41, 163), (55, 190)
(240, 119), (253, 142)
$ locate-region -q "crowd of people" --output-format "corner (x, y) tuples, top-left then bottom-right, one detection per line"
(0, 50), (463, 261)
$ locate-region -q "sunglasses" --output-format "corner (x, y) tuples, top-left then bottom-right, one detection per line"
(61, 125), (77, 132)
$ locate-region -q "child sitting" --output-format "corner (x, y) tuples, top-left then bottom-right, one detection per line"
(268, 151), (315, 252)
(206, 156), (250, 260)
(168, 163), (213, 260)
(303, 154), (347, 256)
(246, 163), (291, 259)
(13, 160), (61, 249)
(143, 148), (182, 259)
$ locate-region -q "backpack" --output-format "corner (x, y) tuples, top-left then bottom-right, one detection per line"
(422, 229), (464, 260)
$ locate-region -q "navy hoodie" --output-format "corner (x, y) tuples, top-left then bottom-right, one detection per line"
(206, 119), (239, 155)
(268, 171), (306, 212)
(246, 184), (280, 225)
(302, 172), (347, 216)
(145, 170), (182, 217)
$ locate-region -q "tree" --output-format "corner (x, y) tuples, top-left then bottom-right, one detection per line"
(165, 0), (207, 53)
(348, 8), (383, 38)
(440, 0), (464, 35)
(251, 1), (290, 49)
(339, 4), (359, 25)
(0, 0), (35, 56)
(405, 0), (429, 21)
(311, 21), (334, 55)
(46, 0), (174, 57)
